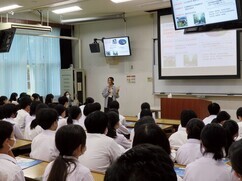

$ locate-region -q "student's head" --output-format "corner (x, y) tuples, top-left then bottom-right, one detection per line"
(9, 92), (18, 102)
(54, 104), (66, 118)
(0, 121), (14, 151)
(141, 102), (150, 110)
(108, 77), (114, 85)
(228, 139), (242, 159)
(212, 111), (230, 125)
(133, 123), (171, 155)
(47, 125), (87, 181)
(186, 118), (205, 140)
(84, 97), (94, 105)
(63, 91), (71, 99)
(230, 145), (242, 179)
(134, 116), (156, 133)
(58, 96), (69, 108)
(29, 101), (41, 116)
(236, 107), (242, 120)
(67, 106), (81, 125)
(2, 103), (18, 118)
(45, 94), (54, 105)
(36, 108), (58, 130)
(104, 144), (177, 181)
(93, 102), (101, 111)
(0, 106), (4, 119)
(201, 123), (226, 160)
(180, 109), (197, 127)
(19, 96), (32, 111)
(109, 101), (120, 110)
(32, 93), (40, 101)
(30, 103), (49, 130)
(106, 111), (120, 139)
(0, 96), (9, 105)
(140, 109), (153, 118)
(85, 111), (108, 134)
(207, 103), (220, 115)
(223, 120), (239, 156)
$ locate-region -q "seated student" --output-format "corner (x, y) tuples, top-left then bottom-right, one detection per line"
(0, 96), (9, 105)
(137, 102), (155, 119)
(24, 103), (48, 140)
(30, 108), (59, 162)
(106, 111), (131, 149)
(43, 125), (94, 181)
(236, 107), (242, 138)
(25, 101), (41, 126)
(109, 100), (130, 135)
(203, 103), (220, 125)
(79, 111), (124, 173)
(104, 144), (177, 181)
(14, 96), (32, 132)
(184, 124), (235, 181)
(9, 92), (18, 105)
(58, 96), (69, 108)
(223, 120), (239, 157)
(176, 118), (205, 165)
(54, 104), (67, 127)
(231, 145), (242, 180)
(169, 110), (197, 149)
(45, 93), (54, 105)
(2, 104), (24, 139)
(80, 97), (94, 115)
(0, 121), (25, 181)
(211, 111), (231, 125)
(32, 93), (40, 102)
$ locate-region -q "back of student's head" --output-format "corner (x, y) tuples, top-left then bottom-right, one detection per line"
(208, 103), (220, 115)
(54, 104), (66, 117)
(19, 96), (32, 109)
(140, 109), (152, 118)
(83, 103), (91, 116)
(9, 92), (18, 102)
(47, 124), (86, 181)
(109, 108), (119, 114)
(92, 102), (101, 111)
(36, 108), (58, 130)
(223, 120), (239, 157)
(45, 94), (54, 105)
(134, 116), (156, 133)
(84, 102), (101, 116)
(180, 109), (197, 127)
(230, 144), (242, 179)
(58, 96), (68, 106)
(201, 123), (226, 160)
(186, 118), (205, 140)
(32, 93), (40, 101)
(30, 103), (49, 130)
(67, 106), (81, 125)
(228, 139), (242, 159)
(29, 101), (41, 116)
(84, 97), (94, 105)
(2, 103), (17, 118)
(133, 123), (171, 155)
(236, 107), (242, 119)
(109, 101), (120, 110)
(0, 96), (8, 105)
(0, 121), (13, 149)
(212, 111), (231, 124)
(141, 102), (150, 110)
(104, 144), (176, 181)
(85, 111), (108, 134)
(106, 111), (119, 139)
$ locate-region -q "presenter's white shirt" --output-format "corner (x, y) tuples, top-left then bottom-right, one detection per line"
(169, 127), (187, 149)
(176, 139), (202, 165)
(115, 133), (131, 149)
(24, 121), (43, 140)
(3, 118), (24, 139)
(203, 115), (217, 125)
(30, 130), (59, 162)
(14, 109), (29, 132)
(43, 157), (94, 181)
(79, 133), (123, 173)
(184, 153), (235, 181)
(0, 154), (25, 181)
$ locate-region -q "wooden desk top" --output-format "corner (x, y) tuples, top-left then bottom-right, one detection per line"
(14, 139), (31, 149)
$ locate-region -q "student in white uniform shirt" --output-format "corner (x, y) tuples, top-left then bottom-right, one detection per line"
(184, 124), (235, 181)
(79, 98), (94, 129)
(9, 92), (18, 105)
(106, 111), (131, 149)
(25, 101), (41, 126)
(58, 96), (69, 108)
(230, 141), (242, 180)
(79, 111), (123, 173)
(43, 124), (94, 181)
(0, 121), (25, 181)
(54, 104), (67, 129)
(176, 118), (205, 165)
(236, 107), (242, 139)
(169, 109), (197, 149)
(30, 108), (59, 162)
(104, 144), (177, 181)
(202, 102), (220, 125)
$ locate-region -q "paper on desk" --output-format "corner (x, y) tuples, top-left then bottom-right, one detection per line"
(174, 166), (185, 178)
(16, 157), (42, 170)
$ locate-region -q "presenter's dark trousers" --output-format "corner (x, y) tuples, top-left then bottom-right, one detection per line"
(104, 97), (113, 113)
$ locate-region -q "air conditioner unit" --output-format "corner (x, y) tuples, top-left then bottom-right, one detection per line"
(0, 23), (52, 32)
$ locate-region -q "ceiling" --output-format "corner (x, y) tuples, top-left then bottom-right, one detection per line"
(0, 0), (171, 24)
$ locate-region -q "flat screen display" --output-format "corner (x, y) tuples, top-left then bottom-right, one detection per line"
(103, 36), (131, 57)
(171, 0), (239, 30)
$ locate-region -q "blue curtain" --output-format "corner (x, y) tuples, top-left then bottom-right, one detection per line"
(0, 28), (61, 97)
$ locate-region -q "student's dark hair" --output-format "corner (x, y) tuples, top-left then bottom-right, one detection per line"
(35, 108), (58, 130)
(106, 111), (119, 139)
(58, 96), (68, 106)
(228, 139), (242, 159)
(186, 118), (205, 140)
(9, 92), (18, 102)
(63, 91), (70, 97)
(108, 77), (114, 85)
(140, 109), (152, 118)
(0, 106), (4, 119)
(0, 121), (13, 149)
(141, 102), (150, 110)
(85, 111), (108, 134)
(109, 108), (119, 114)
(104, 144), (176, 181)
(84, 97), (94, 105)
(208, 103), (220, 115)
(54, 104), (66, 117)
(93, 102), (101, 111)
(19, 96), (32, 109)
(223, 120), (239, 157)
(83, 103), (91, 116)
(180, 109), (197, 127)
(133, 124), (171, 155)
(0, 96), (8, 105)
(231, 146), (242, 177)
(236, 107), (242, 119)
(109, 101), (120, 110)
(212, 111), (231, 124)
(47, 125), (86, 181)
(45, 94), (54, 105)
(84, 102), (101, 116)
(2, 103), (17, 118)
(30, 103), (49, 130)
(67, 106), (81, 125)
(17, 92), (27, 103)
(32, 93), (40, 101)
(134, 116), (156, 133)
(29, 101), (41, 116)
(201, 123), (226, 160)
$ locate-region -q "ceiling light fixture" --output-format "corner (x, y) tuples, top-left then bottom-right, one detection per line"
(111, 0), (132, 3)
(0, 4), (22, 13)
(52, 6), (82, 14)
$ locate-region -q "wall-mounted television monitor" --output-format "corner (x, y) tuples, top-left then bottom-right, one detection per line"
(0, 28), (16, 53)
(170, 0), (241, 30)
(103, 36), (131, 57)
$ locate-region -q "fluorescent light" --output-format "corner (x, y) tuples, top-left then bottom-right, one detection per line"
(111, 0), (132, 3)
(0, 4), (22, 13)
(52, 6), (82, 14)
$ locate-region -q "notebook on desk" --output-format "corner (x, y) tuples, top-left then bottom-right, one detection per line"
(16, 156), (42, 170)
(174, 166), (185, 178)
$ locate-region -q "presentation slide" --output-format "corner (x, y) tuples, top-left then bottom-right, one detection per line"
(172, 0), (238, 29)
(103, 37), (131, 56)
(159, 20), (238, 78)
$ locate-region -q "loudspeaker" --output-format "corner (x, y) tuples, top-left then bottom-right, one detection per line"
(0, 28), (16, 53)
(89, 43), (100, 53)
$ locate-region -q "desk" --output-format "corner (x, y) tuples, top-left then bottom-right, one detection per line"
(14, 139), (31, 150)
(126, 122), (173, 131)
